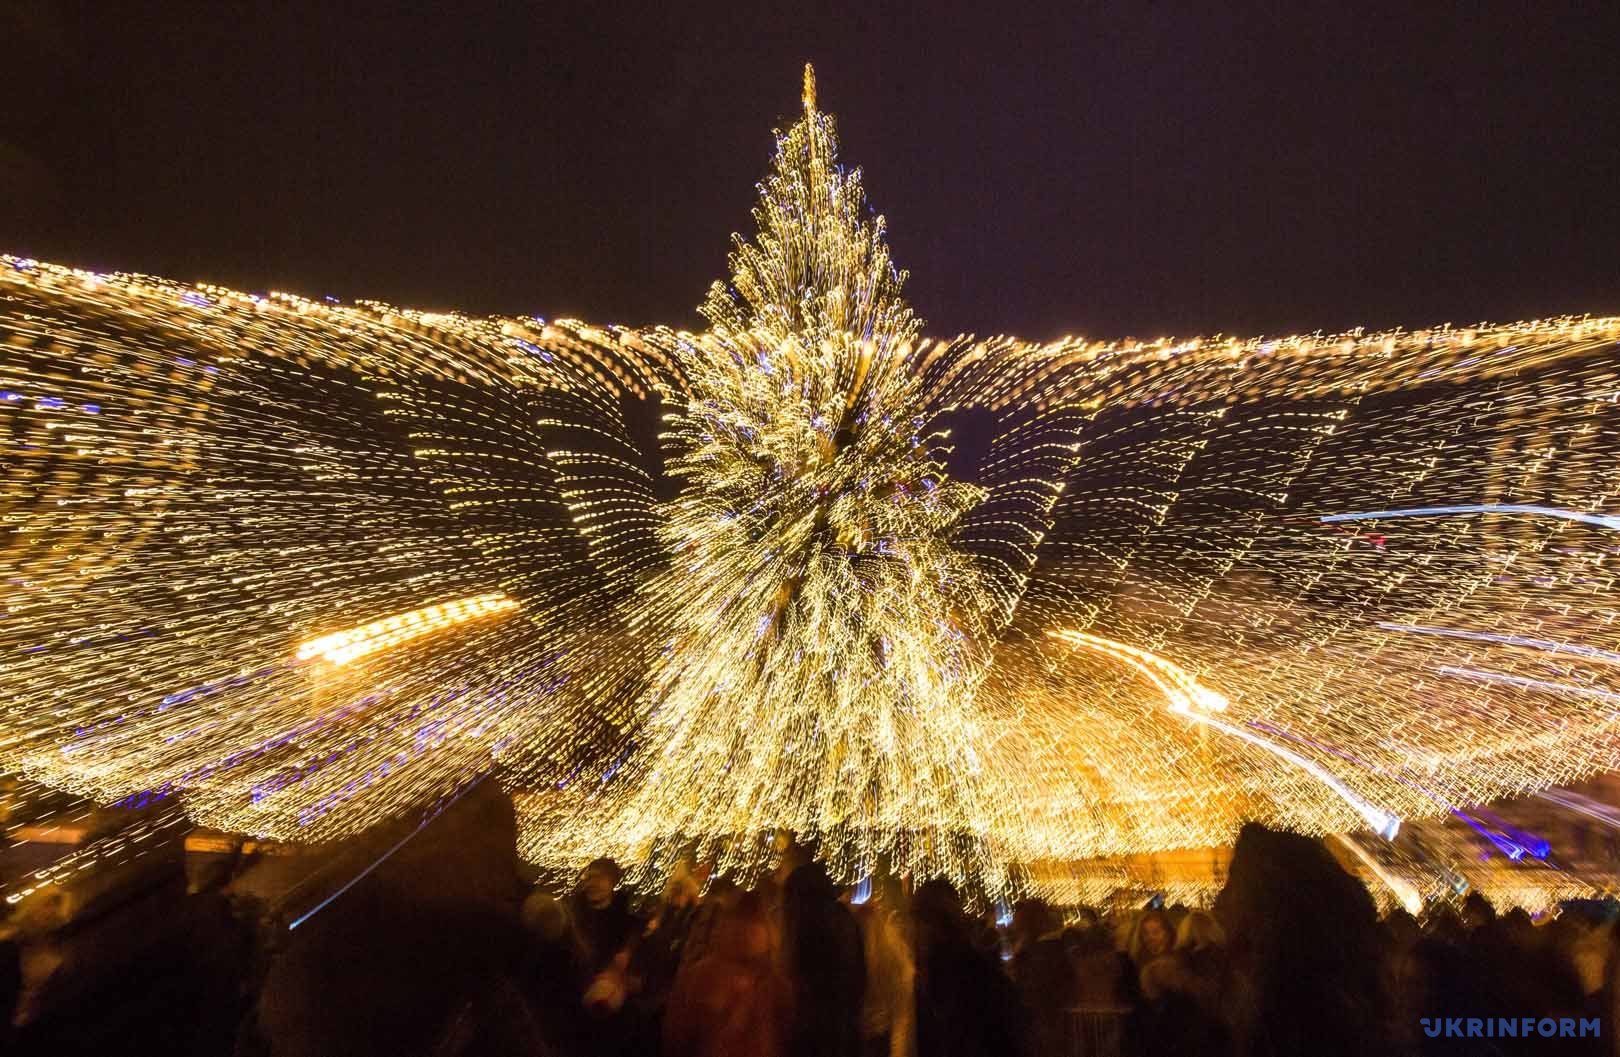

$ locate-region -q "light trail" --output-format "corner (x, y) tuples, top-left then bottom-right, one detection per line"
(1436, 666), (1620, 706)
(294, 593), (519, 666)
(1378, 623), (1620, 666)
(287, 775), (486, 930)
(1333, 833), (1423, 915)
(1322, 504), (1620, 531)
(1045, 629), (1228, 714)
(2, 66), (1618, 901)
(1048, 630), (1401, 840)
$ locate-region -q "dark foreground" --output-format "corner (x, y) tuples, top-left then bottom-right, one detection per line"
(2, 786), (1616, 1057)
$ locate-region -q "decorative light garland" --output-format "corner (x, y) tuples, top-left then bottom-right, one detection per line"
(4, 67), (1620, 904)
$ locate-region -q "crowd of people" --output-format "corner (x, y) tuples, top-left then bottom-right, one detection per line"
(412, 825), (1620, 1057)
(5, 811), (1620, 1056)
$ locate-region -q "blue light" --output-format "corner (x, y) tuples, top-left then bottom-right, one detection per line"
(1323, 504), (1620, 531)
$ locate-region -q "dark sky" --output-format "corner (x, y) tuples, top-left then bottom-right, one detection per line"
(4, 1), (1617, 339)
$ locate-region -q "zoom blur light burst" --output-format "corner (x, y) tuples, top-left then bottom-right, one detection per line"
(4, 67), (1620, 902)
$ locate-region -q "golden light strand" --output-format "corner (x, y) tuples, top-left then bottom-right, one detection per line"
(4, 69), (1620, 906)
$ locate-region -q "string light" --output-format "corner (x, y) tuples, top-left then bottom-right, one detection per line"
(4, 68), (1620, 904)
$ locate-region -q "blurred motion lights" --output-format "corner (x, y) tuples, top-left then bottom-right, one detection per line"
(4, 67), (1620, 903)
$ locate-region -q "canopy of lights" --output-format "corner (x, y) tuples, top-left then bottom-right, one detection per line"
(4, 68), (1619, 906)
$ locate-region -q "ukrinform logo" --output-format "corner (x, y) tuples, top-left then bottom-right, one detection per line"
(1420, 1017), (1600, 1039)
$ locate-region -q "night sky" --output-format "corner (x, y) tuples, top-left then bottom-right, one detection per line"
(4, 2), (1617, 340)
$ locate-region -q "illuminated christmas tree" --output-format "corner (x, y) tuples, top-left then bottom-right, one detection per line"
(4, 67), (1620, 910)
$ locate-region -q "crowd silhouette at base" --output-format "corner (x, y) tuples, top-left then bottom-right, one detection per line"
(4, 809), (1618, 1056)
